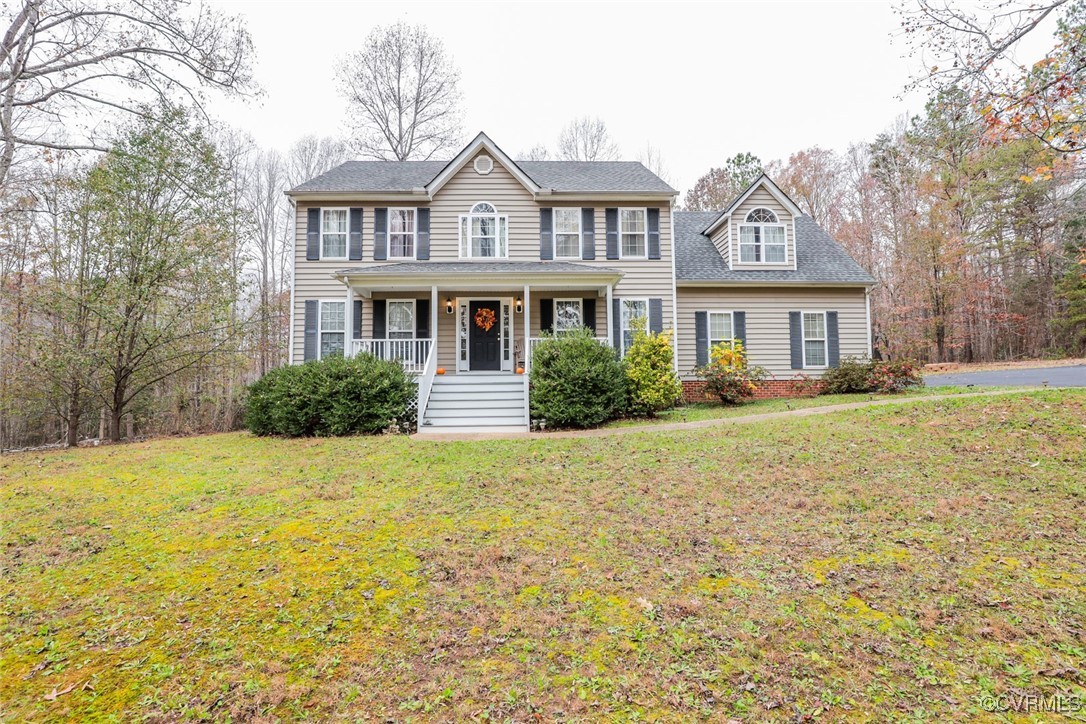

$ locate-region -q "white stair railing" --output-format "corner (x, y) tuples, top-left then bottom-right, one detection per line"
(415, 341), (439, 426)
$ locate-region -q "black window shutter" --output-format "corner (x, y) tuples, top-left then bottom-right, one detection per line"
(695, 311), (709, 367)
(734, 311), (747, 348)
(612, 298), (622, 349)
(827, 311), (840, 367)
(583, 298), (597, 333)
(648, 298), (663, 334)
(372, 299), (387, 338)
(539, 298), (553, 333)
(373, 208), (388, 261)
(353, 299), (363, 340)
(416, 208), (430, 260)
(789, 311), (803, 369)
(581, 208), (595, 260)
(539, 208), (553, 260)
(303, 299), (319, 360)
(349, 208), (363, 260)
(605, 208), (619, 260)
(647, 208), (661, 260)
(416, 300), (430, 338)
(306, 208), (320, 261)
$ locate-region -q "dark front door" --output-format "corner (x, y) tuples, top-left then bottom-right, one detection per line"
(469, 300), (501, 371)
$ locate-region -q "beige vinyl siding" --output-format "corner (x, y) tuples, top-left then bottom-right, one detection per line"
(675, 286), (869, 378)
(709, 221), (730, 264)
(290, 151), (677, 362)
(730, 187), (795, 271)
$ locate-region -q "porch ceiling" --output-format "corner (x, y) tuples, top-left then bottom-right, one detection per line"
(334, 261), (623, 293)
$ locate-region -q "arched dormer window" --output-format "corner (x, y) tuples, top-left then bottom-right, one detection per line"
(739, 207), (787, 263)
(459, 202), (508, 258)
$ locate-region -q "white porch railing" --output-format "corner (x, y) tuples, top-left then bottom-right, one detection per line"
(527, 336), (612, 361)
(415, 340), (439, 424)
(351, 338), (433, 375)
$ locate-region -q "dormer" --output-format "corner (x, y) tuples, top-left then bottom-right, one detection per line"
(701, 174), (802, 271)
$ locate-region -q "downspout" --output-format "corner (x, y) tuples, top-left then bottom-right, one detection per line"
(287, 196), (297, 365)
(669, 198), (679, 374)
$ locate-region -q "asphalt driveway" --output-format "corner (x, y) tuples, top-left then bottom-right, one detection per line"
(925, 364), (1086, 388)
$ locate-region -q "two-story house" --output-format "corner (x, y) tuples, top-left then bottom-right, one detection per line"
(287, 132), (874, 433)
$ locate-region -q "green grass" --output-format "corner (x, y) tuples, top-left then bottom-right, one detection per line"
(602, 385), (1010, 428)
(2, 389), (1085, 721)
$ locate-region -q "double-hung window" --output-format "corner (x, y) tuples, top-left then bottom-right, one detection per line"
(554, 299), (583, 335)
(459, 202), (508, 258)
(708, 311), (734, 348)
(321, 209), (348, 259)
(803, 312), (827, 367)
(739, 208), (787, 263)
(389, 209), (416, 259)
(319, 301), (345, 358)
(621, 299), (648, 355)
(620, 208), (647, 258)
(387, 301), (415, 340)
(554, 208), (581, 259)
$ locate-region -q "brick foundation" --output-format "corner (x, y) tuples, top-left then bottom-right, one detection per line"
(681, 377), (823, 403)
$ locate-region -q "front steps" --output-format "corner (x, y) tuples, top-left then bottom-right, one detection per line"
(419, 374), (528, 434)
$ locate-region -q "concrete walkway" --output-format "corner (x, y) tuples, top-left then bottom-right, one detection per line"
(412, 387), (1061, 441)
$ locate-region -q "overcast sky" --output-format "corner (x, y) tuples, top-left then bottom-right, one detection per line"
(206, 1), (1050, 196)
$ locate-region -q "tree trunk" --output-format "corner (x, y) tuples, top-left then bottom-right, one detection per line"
(65, 385), (81, 448)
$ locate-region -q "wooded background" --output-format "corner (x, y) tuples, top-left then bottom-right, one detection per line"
(1, 1), (1084, 450)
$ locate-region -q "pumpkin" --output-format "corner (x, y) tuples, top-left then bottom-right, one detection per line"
(516, 367), (525, 374)
(436, 367), (446, 375)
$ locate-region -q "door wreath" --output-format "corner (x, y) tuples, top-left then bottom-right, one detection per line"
(474, 307), (497, 332)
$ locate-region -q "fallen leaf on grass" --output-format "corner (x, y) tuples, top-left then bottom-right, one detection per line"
(43, 682), (76, 701)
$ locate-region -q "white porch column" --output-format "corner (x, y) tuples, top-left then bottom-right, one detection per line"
(605, 282), (614, 348)
(431, 284), (438, 358)
(344, 283), (354, 357)
(523, 283), (531, 372)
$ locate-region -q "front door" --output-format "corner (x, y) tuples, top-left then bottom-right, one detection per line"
(469, 300), (501, 371)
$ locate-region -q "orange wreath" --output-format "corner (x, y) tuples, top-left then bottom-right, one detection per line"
(474, 307), (497, 332)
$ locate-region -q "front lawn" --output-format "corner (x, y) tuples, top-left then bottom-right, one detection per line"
(2, 390), (1085, 720)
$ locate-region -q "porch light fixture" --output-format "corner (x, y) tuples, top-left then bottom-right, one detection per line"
(515, 296), (523, 314)
(445, 297), (454, 315)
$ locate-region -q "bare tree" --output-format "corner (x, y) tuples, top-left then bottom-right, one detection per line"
(518, 143), (551, 161)
(636, 143), (671, 185)
(0, 0), (256, 189)
(337, 22), (462, 161)
(557, 117), (620, 161)
(286, 135), (350, 189)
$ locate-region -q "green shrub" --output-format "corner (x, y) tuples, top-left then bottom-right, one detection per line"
(820, 356), (923, 395)
(244, 354), (416, 437)
(696, 340), (767, 405)
(624, 319), (682, 416)
(529, 328), (626, 428)
(821, 356), (876, 394)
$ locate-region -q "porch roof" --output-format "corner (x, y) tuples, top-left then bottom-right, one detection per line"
(334, 261), (623, 292)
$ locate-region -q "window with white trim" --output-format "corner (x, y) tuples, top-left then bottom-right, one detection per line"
(459, 202), (508, 258)
(319, 301), (345, 358)
(321, 209), (348, 259)
(387, 300), (415, 340)
(803, 312), (827, 367)
(388, 209), (415, 258)
(554, 208), (581, 258)
(708, 311), (734, 348)
(621, 299), (648, 355)
(620, 208), (647, 258)
(739, 207), (787, 263)
(554, 299), (583, 335)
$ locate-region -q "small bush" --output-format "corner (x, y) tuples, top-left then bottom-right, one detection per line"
(530, 328), (626, 428)
(820, 356), (923, 395)
(821, 357), (875, 394)
(696, 340), (767, 405)
(624, 319), (682, 417)
(244, 354), (416, 437)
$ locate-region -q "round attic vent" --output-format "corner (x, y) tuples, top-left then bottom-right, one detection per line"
(474, 154), (494, 175)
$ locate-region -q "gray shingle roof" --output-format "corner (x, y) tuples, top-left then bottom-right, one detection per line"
(675, 211), (875, 285)
(290, 160), (675, 194)
(335, 261), (621, 276)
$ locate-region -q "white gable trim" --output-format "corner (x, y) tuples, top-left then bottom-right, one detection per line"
(425, 132), (542, 198)
(701, 174), (804, 237)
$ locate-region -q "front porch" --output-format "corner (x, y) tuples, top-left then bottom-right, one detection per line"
(334, 262), (622, 432)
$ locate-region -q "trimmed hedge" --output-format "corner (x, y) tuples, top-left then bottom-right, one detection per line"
(529, 328), (626, 429)
(821, 356), (923, 394)
(244, 354), (416, 436)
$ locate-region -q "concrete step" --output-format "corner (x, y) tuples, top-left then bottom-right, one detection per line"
(417, 424), (529, 435)
(420, 416), (526, 429)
